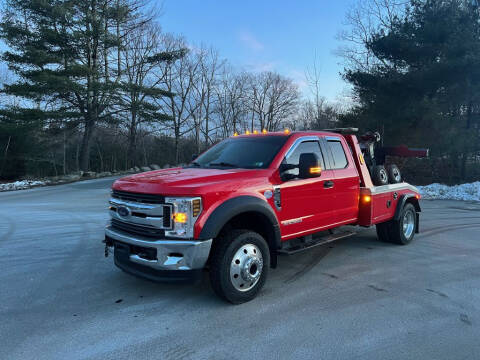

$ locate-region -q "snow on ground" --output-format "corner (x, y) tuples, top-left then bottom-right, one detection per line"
(417, 182), (480, 202)
(0, 180), (48, 191)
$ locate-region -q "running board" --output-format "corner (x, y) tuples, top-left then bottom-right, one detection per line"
(278, 230), (356, 255)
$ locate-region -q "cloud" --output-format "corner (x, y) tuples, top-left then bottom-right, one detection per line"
(238, 31), (264, 51)
(248, 61), (276, 72)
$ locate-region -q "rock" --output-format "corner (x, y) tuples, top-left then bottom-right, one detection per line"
(60, 174), (81, 181)
(97, 171), (112, 177)
(163, 164), (171, 169)
(82, 171), (96, 178)
(140, 166), (151, 172)
(133, 166), (140, 172)
(150, 164), (161, 170)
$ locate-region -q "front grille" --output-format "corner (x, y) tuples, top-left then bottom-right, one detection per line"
(111, 218), (165, 238)
(112, 190), (165, 204)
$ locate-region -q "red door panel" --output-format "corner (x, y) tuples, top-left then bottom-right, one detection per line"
(278, 169), (336, 239)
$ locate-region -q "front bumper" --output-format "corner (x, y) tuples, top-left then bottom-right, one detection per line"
(105, 226), (212, 281)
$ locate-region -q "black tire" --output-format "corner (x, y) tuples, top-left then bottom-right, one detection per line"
(209, 229), (270, 304)
(376, 203), (416, 245)
(386, 164), (402, 184)
(372, 165), (389, 186)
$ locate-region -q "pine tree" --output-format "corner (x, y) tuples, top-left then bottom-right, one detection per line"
(0, 0), (183, 171)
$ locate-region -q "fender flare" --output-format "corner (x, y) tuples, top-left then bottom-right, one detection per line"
(199, 196), (281, 266)
(394, 193), (421, 221)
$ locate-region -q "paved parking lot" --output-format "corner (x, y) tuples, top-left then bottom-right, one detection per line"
(1, 177), (480, 360)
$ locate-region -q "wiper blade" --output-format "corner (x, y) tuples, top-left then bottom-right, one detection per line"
(209, 161), (238, 168)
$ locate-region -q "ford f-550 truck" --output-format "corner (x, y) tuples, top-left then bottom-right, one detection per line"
(104, 130), (422, 303)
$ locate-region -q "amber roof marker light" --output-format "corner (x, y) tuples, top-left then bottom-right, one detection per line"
(284, 128), (290, 134)
(262, 129), (268, 134)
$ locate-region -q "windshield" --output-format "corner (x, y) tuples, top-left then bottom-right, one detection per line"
(192, 136), (288, 169)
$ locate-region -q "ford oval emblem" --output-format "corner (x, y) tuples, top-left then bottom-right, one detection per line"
(117, 206), (131, 217)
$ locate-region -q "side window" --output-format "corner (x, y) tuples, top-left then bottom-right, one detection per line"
(327, 140), (348, 169)
(284, 141), (325, 177)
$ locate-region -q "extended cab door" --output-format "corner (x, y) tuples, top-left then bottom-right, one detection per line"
(322, 136), (360, 223)
(277, 137), (336, 239)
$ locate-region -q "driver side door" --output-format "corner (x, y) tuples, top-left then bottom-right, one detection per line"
(277, 137), (336, 240)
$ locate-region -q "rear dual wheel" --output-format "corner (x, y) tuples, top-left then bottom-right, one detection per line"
(209, 230), (270, 304)
(376, 203), (416, 245)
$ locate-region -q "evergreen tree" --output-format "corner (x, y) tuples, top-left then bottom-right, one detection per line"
(342, 0), (480, 182)
(0, 0), (180, 171)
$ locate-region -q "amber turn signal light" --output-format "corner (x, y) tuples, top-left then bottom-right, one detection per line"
(363, 195), (371, 203)
(309, 166), (322, 174)
(192, 199), (201, 217)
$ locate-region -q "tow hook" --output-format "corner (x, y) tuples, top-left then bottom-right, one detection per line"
(103, 237), (114, 258)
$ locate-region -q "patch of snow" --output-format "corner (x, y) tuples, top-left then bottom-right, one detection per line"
(0, 180), (48, 191)
(417, 182), (480, 202)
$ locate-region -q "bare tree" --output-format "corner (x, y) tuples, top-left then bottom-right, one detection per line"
(188, 47), (224, 153)
(120, 23), (184, 167)
(215, 70), (249, 138)
(336, 0), (408, 71)
(156, 35), (200, 163)
(247, 72), (300, 131)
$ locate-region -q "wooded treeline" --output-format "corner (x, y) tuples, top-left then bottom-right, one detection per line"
(1, 0), (479, 185)
(0, 0), (338, 180)
(339, 0), (480, 184)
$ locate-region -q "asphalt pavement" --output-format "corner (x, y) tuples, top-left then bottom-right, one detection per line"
(1, 177), (480, 360)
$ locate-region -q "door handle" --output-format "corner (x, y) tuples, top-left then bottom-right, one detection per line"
(324, 180), (334, 189)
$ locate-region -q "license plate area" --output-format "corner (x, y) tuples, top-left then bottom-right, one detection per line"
(114, 241), (157, 261)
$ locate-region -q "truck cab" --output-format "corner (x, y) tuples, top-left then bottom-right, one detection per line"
(105, 130), (421, 303)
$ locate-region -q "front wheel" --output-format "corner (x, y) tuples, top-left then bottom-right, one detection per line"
(209, 230), (270, 304)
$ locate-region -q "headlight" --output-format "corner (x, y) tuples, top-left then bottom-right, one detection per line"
(165, 197), (202, 238)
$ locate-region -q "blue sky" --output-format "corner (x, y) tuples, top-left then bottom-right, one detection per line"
(159, 0), (353, 102)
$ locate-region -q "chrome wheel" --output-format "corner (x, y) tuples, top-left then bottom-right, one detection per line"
(392, 169), (401, 182)
(230, 243), (263, 292)
(380, 170), (388, 184)
(403, 210), (415, 239)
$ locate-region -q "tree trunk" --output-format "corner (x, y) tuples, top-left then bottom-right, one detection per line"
(79, 118), (94, 171)
(174, 126), (180, 165)
(127, 114), (137, 168)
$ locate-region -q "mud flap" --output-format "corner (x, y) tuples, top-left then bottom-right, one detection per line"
(415, 212), (420, 233)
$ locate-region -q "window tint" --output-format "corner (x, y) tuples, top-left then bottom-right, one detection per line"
(327, 140), (348, 169)
(284, 141), (324, 177)
(194, 136), (288, 169)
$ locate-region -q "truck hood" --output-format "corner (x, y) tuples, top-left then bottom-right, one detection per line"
(112, 167), (270, 195)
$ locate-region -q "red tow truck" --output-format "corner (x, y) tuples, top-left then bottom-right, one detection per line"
(104, 129), (425, 303)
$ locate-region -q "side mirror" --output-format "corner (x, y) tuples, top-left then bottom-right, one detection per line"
(299, 153), (322, 178)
